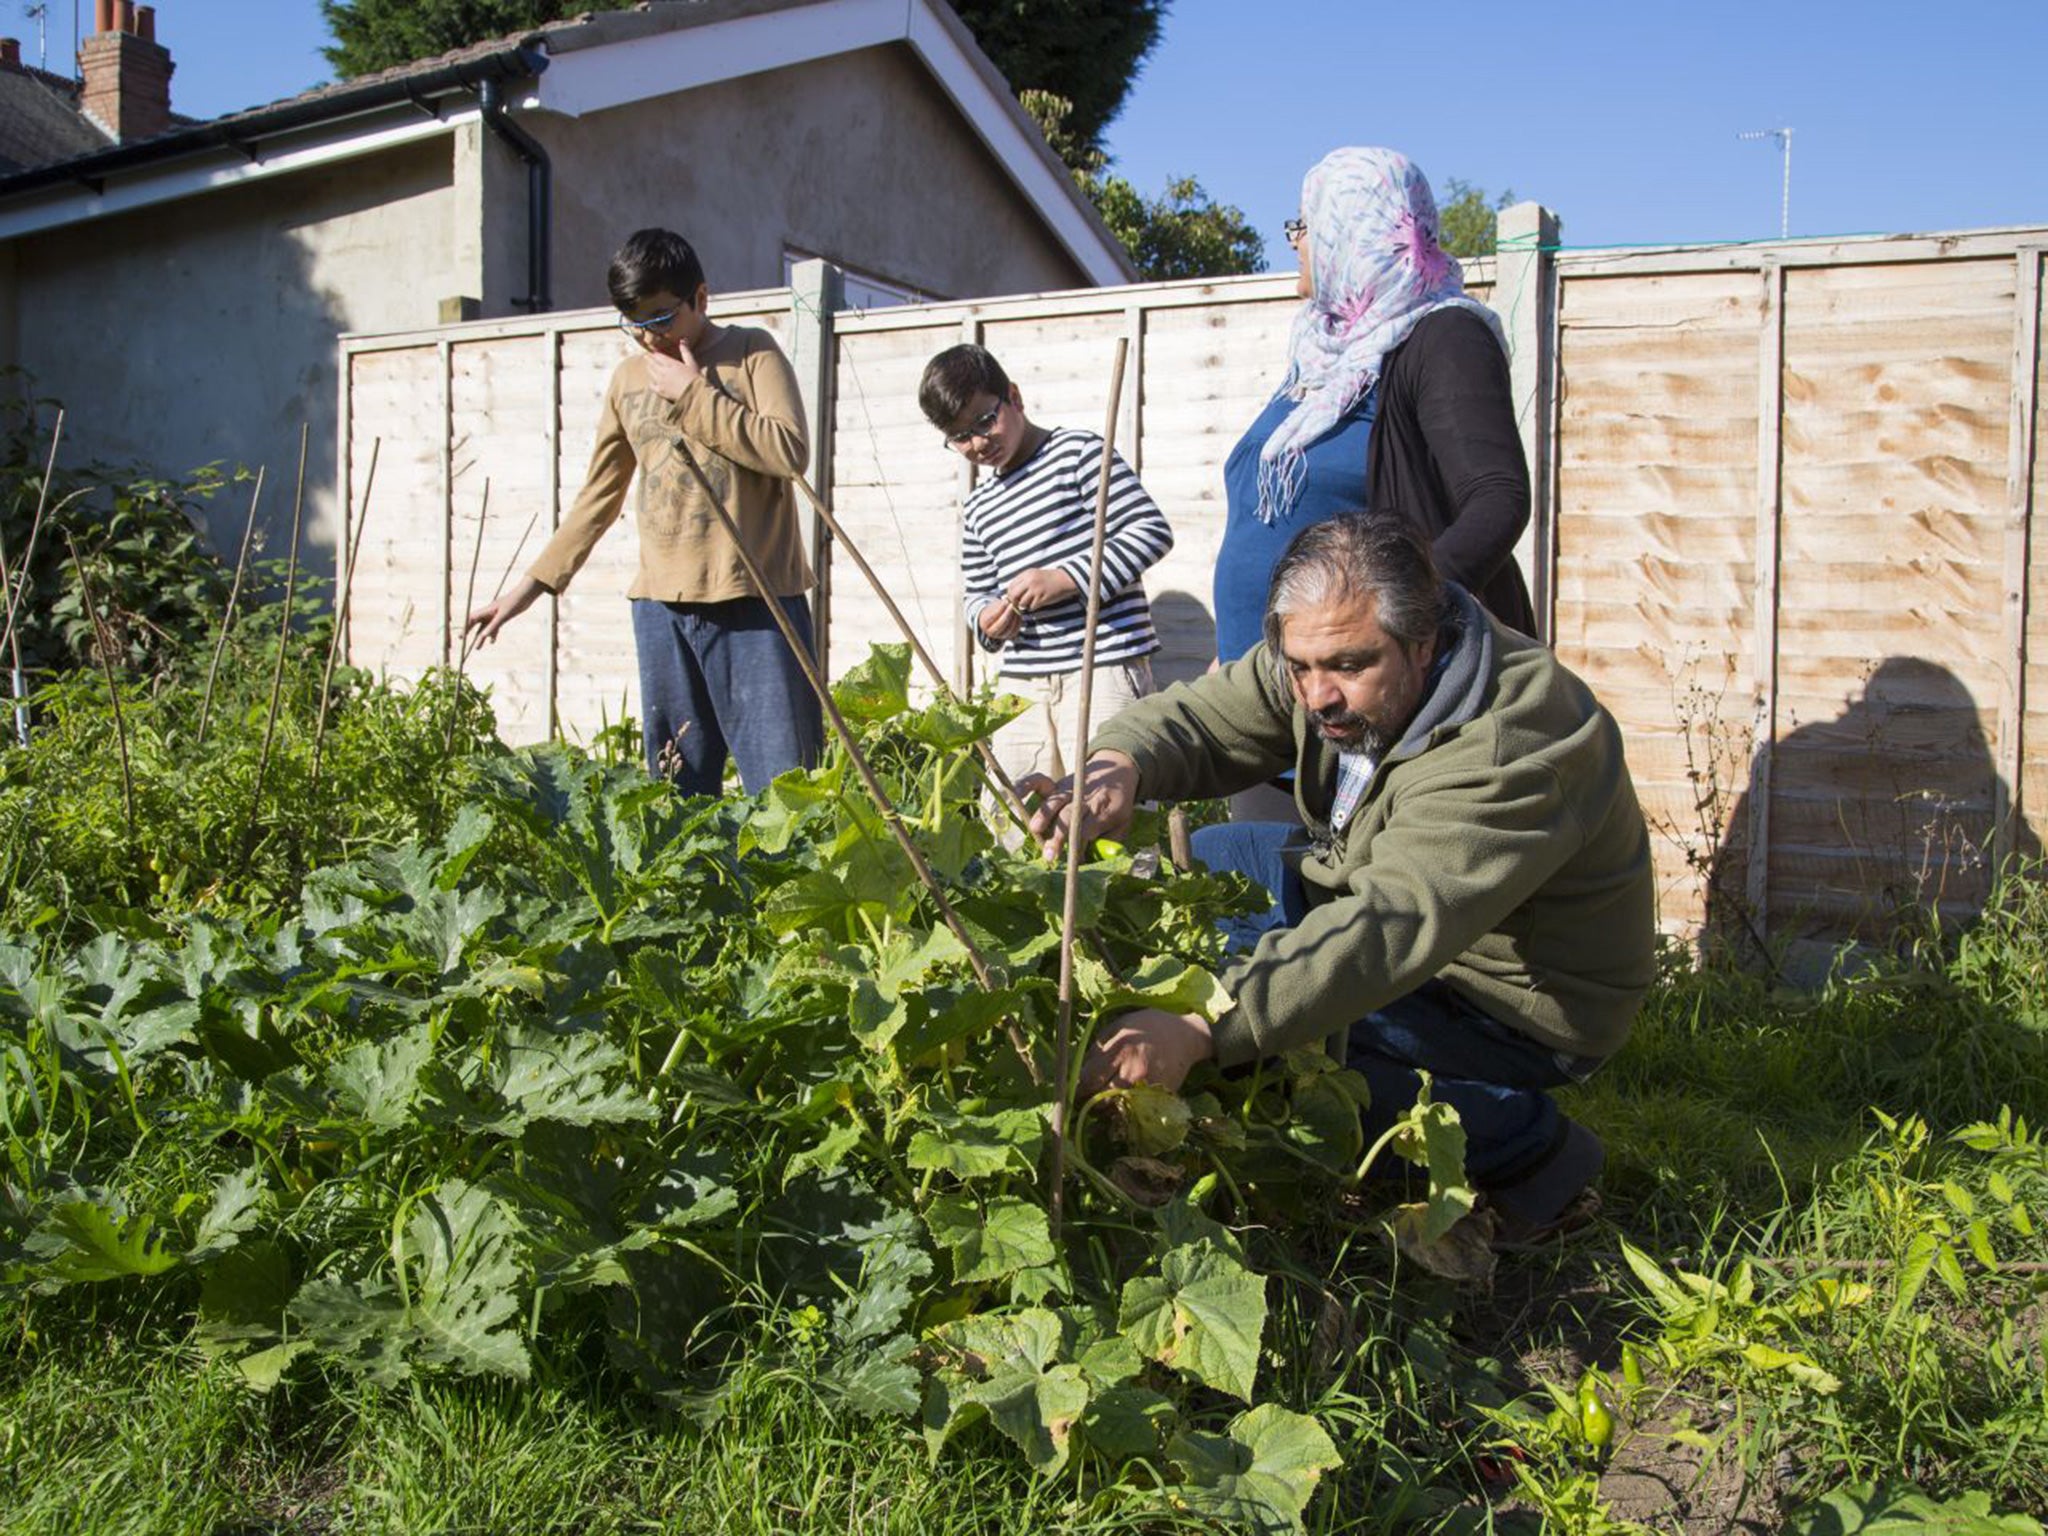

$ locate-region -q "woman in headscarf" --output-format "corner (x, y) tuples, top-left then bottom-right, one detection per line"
(1213, 147), (1535, 669)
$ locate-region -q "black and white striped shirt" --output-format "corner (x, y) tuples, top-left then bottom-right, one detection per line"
(962, 428), (1174, 679)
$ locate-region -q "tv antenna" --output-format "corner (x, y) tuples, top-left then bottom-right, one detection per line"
(22, 3), (47, 69)
(1738, 126), (1794, 240)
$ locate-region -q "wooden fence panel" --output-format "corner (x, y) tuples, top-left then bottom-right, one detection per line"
(2020, 250), (2048, 866)
(828, 317), (971, 690)
(340, 233), (2047, 960)
(449, 335), (555, 743)
(1550, 268), (1764, 935)
(1769, 257), (2017, 942)
(344, 345), (446, 681)
(1137, 292), (1297, 683)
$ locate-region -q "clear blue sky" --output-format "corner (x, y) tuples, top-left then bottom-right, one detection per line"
(26, 0), (2043, 261)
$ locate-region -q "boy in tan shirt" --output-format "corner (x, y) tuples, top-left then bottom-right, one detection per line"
(465, 228), (822, 793)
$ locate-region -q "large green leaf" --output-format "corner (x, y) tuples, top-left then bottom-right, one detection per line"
(831, 643), (913, 725)
(1086, 955), (1233, 1020)
(907, 1101), (1048, 1181)
(188, 1167), (267, 1263)
(924, 1194), (1056, 1284)
(1169, 1403), (1343, 1535)
(25, 1190), (178, 1286)
(927, 1308), (1091, 1474)
(326, 1024), (434, 1129)
(487, 1027), (655, 1133)
(1119, 1238), (1267, 1402)
(290, 1179), (529, 1383)
(1782, 1480), (2045, 1535)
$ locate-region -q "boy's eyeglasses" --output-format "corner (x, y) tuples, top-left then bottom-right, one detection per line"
(944, 402), (1004, 447)
(618, 308), (681, 338)
(1283, 219), (1307, 248)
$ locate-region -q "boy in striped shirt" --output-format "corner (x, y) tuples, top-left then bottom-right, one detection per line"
(918, 344), (1175, 788)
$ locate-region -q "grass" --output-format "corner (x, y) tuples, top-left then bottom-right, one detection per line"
(6, 878), (2047, 1536)
(7, 901), (2048, 1535)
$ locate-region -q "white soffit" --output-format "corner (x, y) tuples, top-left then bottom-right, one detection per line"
(0, 109), (473, 243)
(535, 0), (1128, 286)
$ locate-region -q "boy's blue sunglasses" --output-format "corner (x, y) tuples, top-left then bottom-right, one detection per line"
(618, 308), (680, 336)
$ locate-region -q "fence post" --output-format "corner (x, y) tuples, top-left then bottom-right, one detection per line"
(789, 258), (844, 669)
(1495, 201), (1559, 643)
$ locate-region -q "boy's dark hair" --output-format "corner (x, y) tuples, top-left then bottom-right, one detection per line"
(918, 344), (1012, 429)
(608, 228), (706, 311)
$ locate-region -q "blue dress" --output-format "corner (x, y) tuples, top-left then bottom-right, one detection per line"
(1213, 390), (1377, 664)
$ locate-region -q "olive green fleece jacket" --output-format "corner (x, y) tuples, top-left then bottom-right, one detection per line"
(1090, 585), (1656, 1066)
(527, 325), (812, 603)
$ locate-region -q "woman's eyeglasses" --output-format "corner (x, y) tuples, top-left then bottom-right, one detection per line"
(1283, 219), (1307, 248)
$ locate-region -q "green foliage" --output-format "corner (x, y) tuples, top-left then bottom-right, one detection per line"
(1438, 177), (1517, 258)
(1019, 90), (1263, 281)
(1090, 173), (1264, 281)
(0, 602), (502, 940)
(320, 0), (634, 76)
(0, 387), (234, 680)
(950, 0), (1167, 163)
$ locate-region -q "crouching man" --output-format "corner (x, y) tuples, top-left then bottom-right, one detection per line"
(1027, 513), (1656, 1239)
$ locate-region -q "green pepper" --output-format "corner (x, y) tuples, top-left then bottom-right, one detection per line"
(1577, 1370), (1615, 1450)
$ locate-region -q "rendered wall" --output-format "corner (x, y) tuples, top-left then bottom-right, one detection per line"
(6, 136), (469, 570)
(503, 44), (1089, 314)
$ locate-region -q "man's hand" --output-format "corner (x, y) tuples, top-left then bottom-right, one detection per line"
(1080, 1008), (1214, 1095)
(642, 343), (703, 400)
(464, 573), (546, 649)
(1005, 566), (1079, 613)
(977, 597), (1023, 643)
(1018, 751), (1139, 859)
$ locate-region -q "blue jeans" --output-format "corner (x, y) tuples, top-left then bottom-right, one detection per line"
(630, 595), (823, 796)
(1191, 821), (1585, 1184)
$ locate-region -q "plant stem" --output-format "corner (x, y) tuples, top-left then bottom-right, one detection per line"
(0, 527), (29, 747)
(239, 424), (307, 875)
(196, 465), (266, 748)
(309, 442), (377, 799)
(671, 442), (1043, 1085)
(62, 532), (136, 840)
(1049, 337), (1129, 1236)
(0, 409), (63, 668)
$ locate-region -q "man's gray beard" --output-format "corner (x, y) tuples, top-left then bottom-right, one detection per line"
(1311, 710), (1394, 756)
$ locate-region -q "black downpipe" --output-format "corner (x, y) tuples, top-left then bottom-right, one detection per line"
(476, 76), (551, 314)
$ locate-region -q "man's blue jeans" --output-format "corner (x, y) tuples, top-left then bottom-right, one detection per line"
(1191, 820), (1586, 1185)
(630, 595), (823, 797)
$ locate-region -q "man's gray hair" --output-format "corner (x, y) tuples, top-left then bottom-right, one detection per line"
(1260, 513), (1446, 658)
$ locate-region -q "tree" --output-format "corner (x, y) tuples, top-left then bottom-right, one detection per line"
(321, 0), (633, 77)
(1020, 89), (1261, 282)
(946, 0), (1167, 164)
(1437, 178), (1517, 259)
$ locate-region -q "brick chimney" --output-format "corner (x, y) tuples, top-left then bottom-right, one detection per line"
(0, 38), (20, 70)
(79, 0), (174, 143)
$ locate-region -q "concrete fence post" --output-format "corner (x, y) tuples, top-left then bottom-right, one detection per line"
(1494, 201), (1559, 642)
(788, 258), (843, 667)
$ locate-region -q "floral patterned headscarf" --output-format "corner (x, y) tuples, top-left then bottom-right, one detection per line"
(1256, 147), (1508, 523)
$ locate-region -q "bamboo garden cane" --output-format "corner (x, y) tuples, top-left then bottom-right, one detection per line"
(1048, 337), (1128, 1233)
(786, 472), (1035, 835)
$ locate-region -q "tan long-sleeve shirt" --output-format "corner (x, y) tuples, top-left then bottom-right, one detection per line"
(527, 325), (813, 602)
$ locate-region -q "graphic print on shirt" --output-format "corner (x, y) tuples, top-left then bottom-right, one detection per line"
(620, 385), (730, 543)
